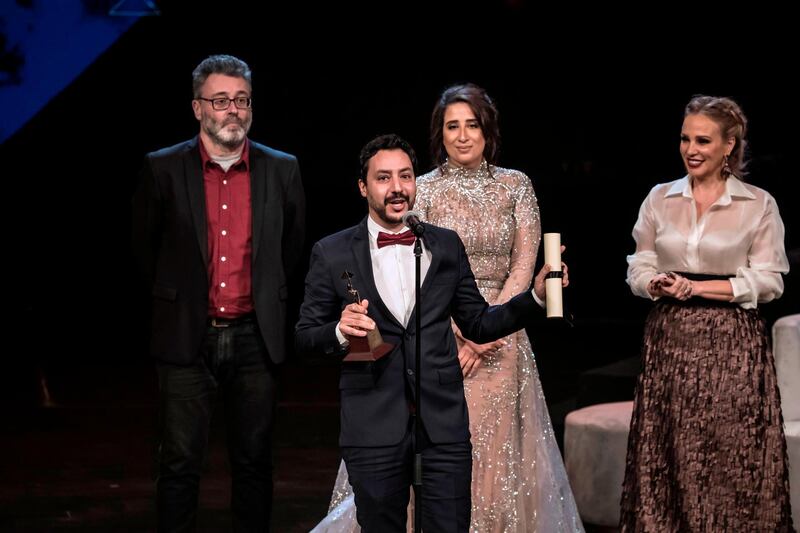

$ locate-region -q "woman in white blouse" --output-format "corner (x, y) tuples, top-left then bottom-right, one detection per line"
(620, 95), (793, 532)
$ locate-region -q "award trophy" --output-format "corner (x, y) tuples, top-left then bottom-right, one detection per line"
(341, 271), (394, 362)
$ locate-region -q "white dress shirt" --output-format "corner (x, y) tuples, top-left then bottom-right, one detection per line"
(365, 216), (432, 326)
(627, 175), (789, 309)
(336, 216), (432, 343)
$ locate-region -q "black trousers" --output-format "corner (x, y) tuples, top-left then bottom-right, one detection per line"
(341, 417), (472, 533)
(156, 320), (278, 533)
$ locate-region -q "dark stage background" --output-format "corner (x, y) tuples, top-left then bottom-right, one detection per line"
(1, 3), (797, 530)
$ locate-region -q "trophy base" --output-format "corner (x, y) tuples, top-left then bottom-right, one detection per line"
(343, 337), (394, 362)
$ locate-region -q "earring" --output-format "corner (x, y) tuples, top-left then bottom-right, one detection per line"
(722, 154), (732, 177)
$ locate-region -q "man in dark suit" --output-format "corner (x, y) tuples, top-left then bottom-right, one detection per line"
(132, 54), (304, 532)
(295, 134), (564, 532)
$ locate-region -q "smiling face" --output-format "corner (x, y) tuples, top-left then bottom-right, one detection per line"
(680, 113), (735, 182)
(442, 102), (486, 169)
(192, 73), (252, 152)
(358, 149), (416, 231)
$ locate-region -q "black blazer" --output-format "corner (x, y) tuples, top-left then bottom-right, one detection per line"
(295, 218), (539, 447)
(132, 137), (305, 365)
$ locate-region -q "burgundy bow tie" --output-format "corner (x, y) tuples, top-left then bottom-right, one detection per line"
(377, 231), (416, 248)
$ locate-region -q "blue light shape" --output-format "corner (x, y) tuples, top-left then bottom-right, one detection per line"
(0, 1), (141, 143)
(109, 0), (160, 17)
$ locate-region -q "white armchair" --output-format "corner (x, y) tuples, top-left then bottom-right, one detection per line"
(564, 401), (633, 527)
(773, 313), (800, 527)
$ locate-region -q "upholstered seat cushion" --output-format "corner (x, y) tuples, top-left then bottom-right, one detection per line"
(773, 314), (800, 422)
(564, 401), (633, 527)
(773, 314), (800, 527)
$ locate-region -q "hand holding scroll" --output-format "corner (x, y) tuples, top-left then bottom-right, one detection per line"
(533, 234), (569, 317)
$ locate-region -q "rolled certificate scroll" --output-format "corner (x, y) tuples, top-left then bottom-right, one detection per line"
(543, 233), (563, 318)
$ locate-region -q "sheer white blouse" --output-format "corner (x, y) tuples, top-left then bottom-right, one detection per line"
(627, 175), (789, 309)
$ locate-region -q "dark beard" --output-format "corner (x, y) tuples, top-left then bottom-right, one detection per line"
(372, 193), (412, 226)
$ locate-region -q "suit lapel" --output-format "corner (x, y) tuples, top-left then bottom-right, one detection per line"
(351, 219), (404, 331)
(405, 228), (442, 333)
(420, 229), (442, 294)
(184, 138), (208, 266)
(250, 144), (267, 260)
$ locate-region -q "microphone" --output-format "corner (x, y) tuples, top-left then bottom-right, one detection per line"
(402, 210), (425, 237)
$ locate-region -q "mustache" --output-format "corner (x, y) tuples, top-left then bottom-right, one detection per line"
(222, 117), (245, 127)
(384, 192), (410, 205)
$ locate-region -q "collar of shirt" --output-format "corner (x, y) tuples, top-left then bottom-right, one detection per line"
(365, 214), (431, 326)
(666, 175), (757, 206)
(366, 215), (416, 251)
(198, 135), (250, 172)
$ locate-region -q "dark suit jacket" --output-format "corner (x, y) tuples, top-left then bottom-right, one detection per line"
(132, 137), (305, 365)
(295, 218), (539, 447)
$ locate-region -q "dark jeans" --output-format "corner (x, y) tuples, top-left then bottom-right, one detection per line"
(341, 418), (472, 533)
(156, 321), (278, 533)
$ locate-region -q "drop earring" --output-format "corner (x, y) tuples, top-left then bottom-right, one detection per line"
(722, 154), (732, 178)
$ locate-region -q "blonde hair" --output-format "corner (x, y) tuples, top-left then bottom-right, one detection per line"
(685, 95), (748, 178)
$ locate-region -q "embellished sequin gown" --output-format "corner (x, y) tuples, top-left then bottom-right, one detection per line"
(311, 161), (583, 532)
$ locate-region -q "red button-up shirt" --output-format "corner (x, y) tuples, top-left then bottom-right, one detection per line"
(199, 137), (254, 319)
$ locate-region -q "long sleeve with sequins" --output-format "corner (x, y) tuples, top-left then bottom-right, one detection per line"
(494, 171), (539, 305)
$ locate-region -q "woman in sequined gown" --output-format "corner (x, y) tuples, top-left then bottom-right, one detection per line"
(311, 85), (583, 533)
(621, 95), (793, 532)
(415, 84), (583, 533)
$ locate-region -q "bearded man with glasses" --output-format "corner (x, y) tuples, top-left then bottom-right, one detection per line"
(132, 54), (305, 532)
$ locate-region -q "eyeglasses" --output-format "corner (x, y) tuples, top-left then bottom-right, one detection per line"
(196, 96), (252, 111)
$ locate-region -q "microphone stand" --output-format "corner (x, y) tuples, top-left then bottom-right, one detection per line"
(412, 235), (423, 533)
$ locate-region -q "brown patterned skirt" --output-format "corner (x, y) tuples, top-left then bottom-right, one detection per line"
(620, 298), (794, 532)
